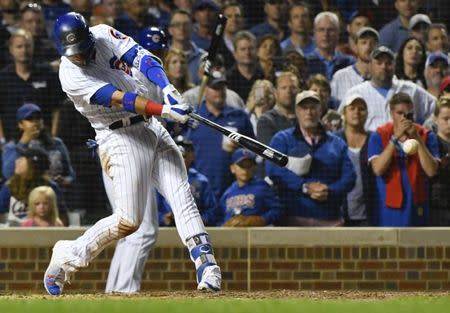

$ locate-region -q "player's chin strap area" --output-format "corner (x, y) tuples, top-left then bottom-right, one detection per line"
(186, 233), (217, 283)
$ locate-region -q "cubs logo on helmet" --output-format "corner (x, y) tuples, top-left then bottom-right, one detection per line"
(138, 27), (168, 51)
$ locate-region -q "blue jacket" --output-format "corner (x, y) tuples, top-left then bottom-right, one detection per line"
(157, 167), (219, 226)
(219, 177), (282, 225)
(266, 125), (356, 220)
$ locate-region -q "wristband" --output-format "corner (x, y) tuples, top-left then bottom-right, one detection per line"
(122, 92), (138, 113)
(144, 100), (163, 116)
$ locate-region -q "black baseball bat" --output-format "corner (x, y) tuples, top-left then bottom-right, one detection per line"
(197, 14), (228, 103)
(189, 112), (288, 167)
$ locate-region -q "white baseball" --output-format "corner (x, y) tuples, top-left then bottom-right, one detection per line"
(402, 139), (419, 155)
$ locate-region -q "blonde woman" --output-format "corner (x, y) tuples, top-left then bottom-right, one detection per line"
(164, 49), (194, 93)
(22, 186), (63, 227)
(246, 79), (276, 133)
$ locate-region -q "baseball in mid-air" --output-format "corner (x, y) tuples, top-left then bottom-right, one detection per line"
(402, 139), (419, 155)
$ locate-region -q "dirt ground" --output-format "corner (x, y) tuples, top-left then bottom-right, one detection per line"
(1, 290), (450, 300)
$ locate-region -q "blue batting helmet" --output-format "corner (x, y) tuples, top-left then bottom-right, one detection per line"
(138, 27), (168, 51)
(53, 12), (95, 57)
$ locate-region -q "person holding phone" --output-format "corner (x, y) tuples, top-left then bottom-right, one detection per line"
(368, 92), (439, 226)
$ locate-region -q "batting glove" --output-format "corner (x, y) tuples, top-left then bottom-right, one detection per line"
(161, 103), (192, 124)
(162, 84), (184, 106)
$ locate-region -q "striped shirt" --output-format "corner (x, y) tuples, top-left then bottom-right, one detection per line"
(331, 65), (366, 102)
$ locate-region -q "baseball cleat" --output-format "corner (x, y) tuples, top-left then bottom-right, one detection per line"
(197, 265), (222, 292)
(43, 241), (76, 296)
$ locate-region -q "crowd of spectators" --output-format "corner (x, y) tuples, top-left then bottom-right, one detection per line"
(0, 0), (449, 228)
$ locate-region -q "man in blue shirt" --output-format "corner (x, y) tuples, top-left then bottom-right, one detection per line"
(191, 0), (220, 51)
(250, 0), (286, 41)
(113, 0), (157, 41)
(187, 72), (254, 199)
(379, 0), (419, 52)
(280, 2), (316, 56)
(266, 90), (356, 226)
(307, 12), (355, 80)
(220, 148), (281, 226)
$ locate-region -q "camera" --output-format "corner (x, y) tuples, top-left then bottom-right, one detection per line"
(404, 112), (414, 121)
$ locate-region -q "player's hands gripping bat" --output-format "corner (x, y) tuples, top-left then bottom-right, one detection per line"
(197, 14), (228, 103)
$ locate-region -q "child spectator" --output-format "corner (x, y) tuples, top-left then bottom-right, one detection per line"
(220, 148), (281, 227)
(429, 97), (450, 225)
(368, 92), (439, 226)
(0, 147), (67, 226)
(22, 186), (63, 227)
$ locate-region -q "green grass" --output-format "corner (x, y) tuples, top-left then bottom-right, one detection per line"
(1, 296), (450, 313)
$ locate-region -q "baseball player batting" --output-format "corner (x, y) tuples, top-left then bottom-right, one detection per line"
(43, 12), (221, 296)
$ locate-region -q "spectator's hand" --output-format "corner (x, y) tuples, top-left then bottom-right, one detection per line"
(20, 126), (40, 144)
(394, 118), (413, 139)
(223, 215), (266, 227)
(307, 182), (329, 202)
(163, 212), (175, 226)
(54, 175), (71, 187)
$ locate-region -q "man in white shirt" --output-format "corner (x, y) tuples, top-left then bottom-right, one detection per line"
(339, 46), (436, 131)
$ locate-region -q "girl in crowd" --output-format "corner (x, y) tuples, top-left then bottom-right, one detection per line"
(22, 186), (63, 227)
(395, 37), (427, 88)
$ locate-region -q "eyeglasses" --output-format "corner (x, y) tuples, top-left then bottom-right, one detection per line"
(20, 2), (42, 14)
(169, 22), (192, 29)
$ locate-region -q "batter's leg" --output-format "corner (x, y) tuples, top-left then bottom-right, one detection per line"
(151, 125), (221, 291)
(44, 127), (156, 296)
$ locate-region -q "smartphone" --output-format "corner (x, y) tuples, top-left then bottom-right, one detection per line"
(404, 112), (414, 121)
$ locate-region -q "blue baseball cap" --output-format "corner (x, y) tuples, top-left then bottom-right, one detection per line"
(193, 0), (220, 11)
(231, 148), (256, 164)
(16, 103), (42, 121)
(425, 52), (449, 68)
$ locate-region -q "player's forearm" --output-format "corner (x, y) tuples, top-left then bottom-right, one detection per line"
(111, 90), (164, 116)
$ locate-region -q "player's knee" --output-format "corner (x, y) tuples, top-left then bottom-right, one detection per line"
(118, 218), (139, 238)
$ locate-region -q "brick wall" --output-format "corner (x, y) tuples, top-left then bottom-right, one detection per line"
(0, 228), (449, 293)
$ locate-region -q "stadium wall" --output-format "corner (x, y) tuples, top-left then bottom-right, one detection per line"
(1, 228), (450, 292)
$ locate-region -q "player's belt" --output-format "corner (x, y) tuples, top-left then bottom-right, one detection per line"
(108, 115), (146, 130)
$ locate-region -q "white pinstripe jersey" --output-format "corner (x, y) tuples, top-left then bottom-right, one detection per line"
(339, 79), (436, 132)
(331, 65), (365, 102)
(58, 24), (162, 131)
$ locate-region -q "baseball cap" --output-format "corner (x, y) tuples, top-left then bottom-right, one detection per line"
(408, 14), (431, 30)
(370, 46), (395, 60)
(207, 70), (227, 88)
(355, 26), (379, 41)
(340, 94), (367, 113)
(295, 90), (321, 106)
(440, 75), (450, 93)
(17, 146), (50, 174)
(231, 148), (256, 165)
(16, 103), (42, 122)
(193, 0), (220, 11)
(425, 51), (449, 68)
(347, 10), (369, 24)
